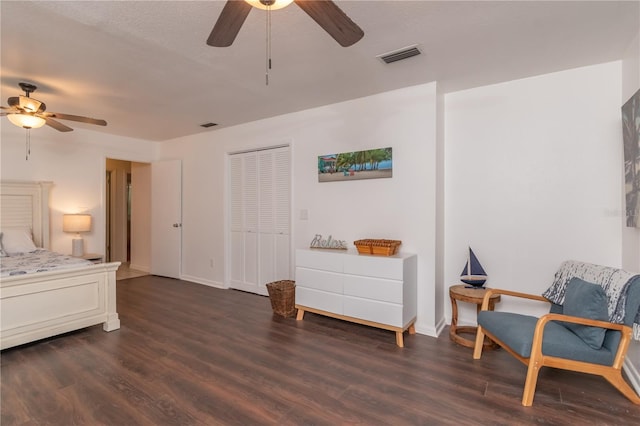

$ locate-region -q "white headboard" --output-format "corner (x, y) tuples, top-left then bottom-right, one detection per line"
(1, 181), (53, 249)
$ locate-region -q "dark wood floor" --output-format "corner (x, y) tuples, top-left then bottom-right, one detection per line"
(2, 276), (639, 425)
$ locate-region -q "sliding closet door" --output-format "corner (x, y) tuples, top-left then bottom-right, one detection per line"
(230, 153), (258, 291)
(258, 148), (291, 288)
(229, 146), (290, 295)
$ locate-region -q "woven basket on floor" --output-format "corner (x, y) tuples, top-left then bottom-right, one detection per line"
(266, 280), (296, 318)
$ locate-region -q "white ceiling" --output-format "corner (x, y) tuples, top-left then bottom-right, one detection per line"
(1, 1), (638, 141)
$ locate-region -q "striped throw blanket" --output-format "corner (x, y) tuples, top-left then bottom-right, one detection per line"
(542, 260), (640, 341)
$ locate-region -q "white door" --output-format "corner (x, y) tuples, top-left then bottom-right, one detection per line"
(230, 153), (259, 293)
(229, 147), (290, 295)
(151, 160), (182, 278)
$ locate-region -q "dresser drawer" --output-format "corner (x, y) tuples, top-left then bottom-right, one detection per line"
(343, 296), (403, 327)
(296, 249), (344, 273)
(295, 267), (343, 294)
(343, 275), (402, 304)
(343, 255), (404, 280)
(296, 287), (342, 315)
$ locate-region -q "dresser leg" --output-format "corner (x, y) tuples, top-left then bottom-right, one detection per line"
(395, 331), (404, 347)
(409, 323), (416, 334)
(296, 308), (305, 321)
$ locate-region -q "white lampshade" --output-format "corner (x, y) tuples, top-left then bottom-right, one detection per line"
(63, 214), (92, 233)
(63, 214), (91, 257)
(245, 0), (294, 10)
(7, 113), (46, 129)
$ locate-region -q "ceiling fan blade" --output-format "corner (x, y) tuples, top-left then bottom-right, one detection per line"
(42, 112), (107, 126)
(43, 117), (74, 132)
(294, 0), (364, 47)
(207, 0), (253, 47)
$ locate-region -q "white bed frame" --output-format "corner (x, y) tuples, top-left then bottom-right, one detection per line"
(1, 181), (120, 350)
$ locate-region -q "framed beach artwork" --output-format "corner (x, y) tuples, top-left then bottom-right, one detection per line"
(622, 88), (640, 228)
(318, 147), (392, 182)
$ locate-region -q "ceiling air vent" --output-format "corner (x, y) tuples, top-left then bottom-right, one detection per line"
(377, 45), (421, 64)
(200, 122), (218, 128)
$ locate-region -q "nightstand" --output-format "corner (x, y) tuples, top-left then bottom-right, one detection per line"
(79, 253), (103, 264)
(449, 284), (500, 349)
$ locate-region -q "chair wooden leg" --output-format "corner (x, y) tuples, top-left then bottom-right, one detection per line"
(603, 371), (640, 404)
(473, 325), (485, 359)
(522, 357), (542, 406)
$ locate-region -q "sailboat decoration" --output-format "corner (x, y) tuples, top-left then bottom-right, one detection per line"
(460, 247), (488, 288)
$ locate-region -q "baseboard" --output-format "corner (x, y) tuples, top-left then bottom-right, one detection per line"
(434, 316), (447, 337)
(414, 324), (438, 337)
(414, 316), (447, 338)
(623, 358), (640, 396)
(180, 274), (225, 289)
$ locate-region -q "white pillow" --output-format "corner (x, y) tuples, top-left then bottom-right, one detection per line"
(1, 228), (37, 253)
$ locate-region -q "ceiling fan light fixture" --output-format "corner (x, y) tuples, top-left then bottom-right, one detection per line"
(245, 0), (293, 11)
(18, 95), (43, 113)
(7, 113), (46, 129)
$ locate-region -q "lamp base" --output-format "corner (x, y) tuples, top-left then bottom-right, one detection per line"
(72, 238), (84, 257)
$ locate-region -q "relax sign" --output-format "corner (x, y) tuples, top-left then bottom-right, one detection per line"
(309, 234), (347, 250)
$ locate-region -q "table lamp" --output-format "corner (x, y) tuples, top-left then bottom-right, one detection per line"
(63, 214), (91, 257)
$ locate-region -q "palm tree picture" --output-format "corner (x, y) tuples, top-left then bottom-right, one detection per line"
(622, 89), (640, 228)
(318, 147), (392, 182)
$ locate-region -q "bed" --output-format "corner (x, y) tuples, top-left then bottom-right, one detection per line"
(0, 180), (120, 350)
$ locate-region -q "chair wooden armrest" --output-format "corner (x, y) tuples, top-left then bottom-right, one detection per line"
(532, 313), (632, 369)
(480, 288), (550, 310)
(539, 313), (628, 330)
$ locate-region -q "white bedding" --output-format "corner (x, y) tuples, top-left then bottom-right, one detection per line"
(0, 249), (92, 278)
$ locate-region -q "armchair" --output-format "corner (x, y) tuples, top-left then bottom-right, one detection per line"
(472, 262), (640, 406)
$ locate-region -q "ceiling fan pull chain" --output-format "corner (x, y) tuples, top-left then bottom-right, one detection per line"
(265, 6), (272, 86)
(25, 129), (31, 160)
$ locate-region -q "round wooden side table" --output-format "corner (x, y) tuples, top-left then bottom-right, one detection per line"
(449, 284), (501, 349)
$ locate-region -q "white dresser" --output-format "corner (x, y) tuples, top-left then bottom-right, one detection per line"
(295, 248), (417, 347)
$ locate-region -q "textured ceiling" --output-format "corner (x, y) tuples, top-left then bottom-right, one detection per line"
(1, 1), (638, 141)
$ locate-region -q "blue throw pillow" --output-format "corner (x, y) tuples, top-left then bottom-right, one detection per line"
(561, 278), (609, 349)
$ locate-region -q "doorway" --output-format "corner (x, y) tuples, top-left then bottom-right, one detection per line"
(105, 158), (152, 279)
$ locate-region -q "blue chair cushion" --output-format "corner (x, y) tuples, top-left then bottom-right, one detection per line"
(477, 311), (615, 366)
(561, 278), (609, 349)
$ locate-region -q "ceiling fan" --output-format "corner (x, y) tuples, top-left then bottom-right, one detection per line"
(1, 82), (107, 132)
(207, 0), (364, 48)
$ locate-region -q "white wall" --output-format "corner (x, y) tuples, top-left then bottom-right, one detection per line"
(434, 86), (446, 331)
(159, 83), (442, 335)
(0, 123), (156, 256)
(444, 61), (624, 325)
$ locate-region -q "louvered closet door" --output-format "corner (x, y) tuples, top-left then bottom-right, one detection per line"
(229, 147), (290, 296)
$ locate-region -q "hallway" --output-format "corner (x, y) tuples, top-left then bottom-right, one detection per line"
(116, 262), (148, 281)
